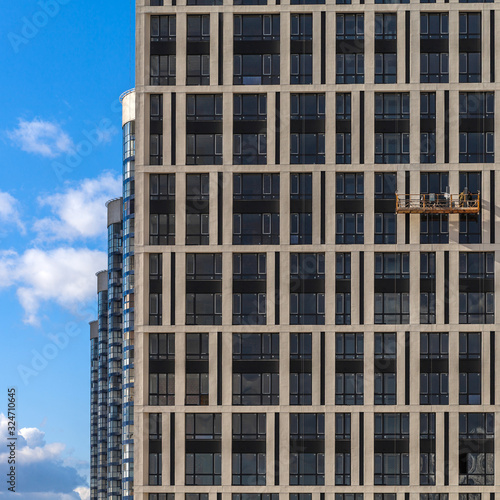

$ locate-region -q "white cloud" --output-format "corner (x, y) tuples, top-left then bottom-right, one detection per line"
(73, 487), (90, 500)
(17, 442), (66, 464)
(0, 250), (18, 287)
(0, 173), (118, 323)
(34, 172), (122, 241)
(0, 191), (25, 233)
(7, 118), (74, 158)
(19, 427), (46, 448)
(0, 494), (80, 500)
(0, 247), (106, 325)
(0, 414), (87, 499)
(95, 127), (116, 144)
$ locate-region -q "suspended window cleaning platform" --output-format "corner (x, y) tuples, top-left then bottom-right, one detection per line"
(396, 191), (480, 214)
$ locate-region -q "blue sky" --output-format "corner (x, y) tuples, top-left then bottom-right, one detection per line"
(0, 1), (133, 498)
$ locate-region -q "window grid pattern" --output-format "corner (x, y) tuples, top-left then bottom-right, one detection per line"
(136, 3), (500, 500)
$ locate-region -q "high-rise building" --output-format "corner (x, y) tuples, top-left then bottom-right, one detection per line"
(122, 89), (137, 500)
(93, 199), (124, 500)
(90, 319), (99, 499)
(90, 91), (136, 500)
(92, 0), (500, 498)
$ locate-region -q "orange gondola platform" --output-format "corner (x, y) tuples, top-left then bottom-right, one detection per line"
(395, 192), (480, 214)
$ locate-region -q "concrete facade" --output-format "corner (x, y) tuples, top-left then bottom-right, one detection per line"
(102, 0), (500, 499)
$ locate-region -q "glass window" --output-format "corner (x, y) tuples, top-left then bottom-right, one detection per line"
(234, 496), (277, 500)
(336, 173), (363, 200)
(149, 336), (175, 405)
(186, 413), (221, 439)
(290, 173), (312, 245)
(335, 253), (352, 325)
(336, 18), (364, 84)
(185, 453), (221, 485)
(459, 413), (494, 485)
(291, 14), (313, 40)
(336, 333), (363, 360)
(233, 94), (267, 165)
(151, 16), (176, 43)
(186, 255), (222, 326)
(290, 95), (325, 164)
(234, 16), (280, 85)
(421, 13), (449, 39)
(186, 135), (222, 165)
(186, 254), (222, 279)
(186, 174), (209, 245)
(186, 333), (209, 360)
(291, 253), (325, 279)
(421, 92), (437, 119)
(459, 254), (493, 324)
(187, 95), (222, 121)
(290, 333), (312, 405)
(234, 15), (280, 41)
(459, 333), (482, 404)
(290, 16), (313, 84)
(420, 173), (449, 244)
(232, 334), (279, 405)
(234, 173), (280, 200)
(233, 293), (267, 325)
(233, 253), (267, 280)
(232, 454), (266, 485)
(150, 95), (163, 165)
(420, 14), (449, 83)
(337, 14), (364, 39)
(374, 333), (397, 404)
(149, 449), (162, 485)
(233, 413), (266, 440)
(149, 333), (175, 361)
(149, 373), (175, 406)
(459, 93), (494, 163)
(149, 254), (163, 325)
(290, 254), (325, 325)
(459, 172), (482, 244)
(290, 333), (312, 359)
(420, 413), (436, 485)
(374, 96), (409, 163)
(420, 253), (437, 324)
(375, 253), (409, 279)
(234, 94), (267, 120)
(336, 333), (364, 405)
(335, 413), (351, 485)
(186, 16), (210, 85)
(187, 15), (209, 41)
(374, 413), (409, 485)
(375, 94), (409, 119)
(459, 252), (494, 279)
(186, 373), (209, 405)
(185, 334), (209, 404)
(374, 14), (396, 83)
(375, 172), (397, 198)
(290, 413), (325, 485)
(233, 333), (279, 360)
(459, 13), (481, 82)
(375, 14), (397, 39)
(291, 93), (325, 119)
(233, 175), (279, 245)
